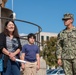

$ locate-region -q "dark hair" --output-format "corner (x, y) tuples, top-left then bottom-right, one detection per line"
(27, 33), (36, 41)
(3, 20), (19, 38)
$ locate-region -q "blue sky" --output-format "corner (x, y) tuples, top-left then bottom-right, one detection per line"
(6, 0), (76, 34)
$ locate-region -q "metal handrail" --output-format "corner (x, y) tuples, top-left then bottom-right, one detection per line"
(0, 17), (42, 47)
(0, 17), (42, 33)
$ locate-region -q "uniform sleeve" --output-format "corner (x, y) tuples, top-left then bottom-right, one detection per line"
(56, 33), (63, 59)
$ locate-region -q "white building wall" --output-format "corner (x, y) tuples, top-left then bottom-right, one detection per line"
(39, 32), (58, 50)
(40, 32), (58, 42)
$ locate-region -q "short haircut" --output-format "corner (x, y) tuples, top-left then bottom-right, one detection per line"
(27, 33), (36, 41)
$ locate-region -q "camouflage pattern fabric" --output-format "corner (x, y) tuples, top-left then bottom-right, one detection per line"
(62, 59), (76, 75)
(56, 27), (76, 59)
(56, 27), (76, 75)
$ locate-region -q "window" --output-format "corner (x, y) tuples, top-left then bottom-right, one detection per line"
(41, 36), (44, 46)
(46, 36), (49, 41)
(41, 36), (44, 42)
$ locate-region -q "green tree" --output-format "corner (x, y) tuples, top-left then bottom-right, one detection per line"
(41, 37), (57, 68)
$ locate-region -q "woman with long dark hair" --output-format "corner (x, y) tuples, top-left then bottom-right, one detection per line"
(0, 20), (21, 75)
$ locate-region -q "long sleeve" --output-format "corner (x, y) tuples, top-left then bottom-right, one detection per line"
(0, 33), (6, 52)
(17, 38), (22, 50)
(56, 33), (63, 59)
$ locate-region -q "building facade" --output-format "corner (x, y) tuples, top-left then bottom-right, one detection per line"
(40, 32), (58, 42)
(39, 32), (58, 50)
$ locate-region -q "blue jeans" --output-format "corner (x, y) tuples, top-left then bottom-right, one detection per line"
(2, 59), (20, 75)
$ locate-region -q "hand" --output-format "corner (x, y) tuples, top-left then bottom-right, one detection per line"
(9, 52), (15, 58)
(36, 65), (40, 71)
(21, 64), (25, 71)
(9, 52), (16, 61)
(57, 59), (62, 66)
(10, 56), (16, 61)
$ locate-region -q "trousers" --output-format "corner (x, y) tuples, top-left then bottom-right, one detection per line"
(62, 59), (76, 75)
(23, 61), (37, 75)
(2, 59), (20, 75)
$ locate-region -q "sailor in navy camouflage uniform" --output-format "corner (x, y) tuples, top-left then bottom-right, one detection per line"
(56, 13), (76, 75)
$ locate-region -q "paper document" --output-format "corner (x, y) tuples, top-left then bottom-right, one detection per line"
(15, 59), (26, 64)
